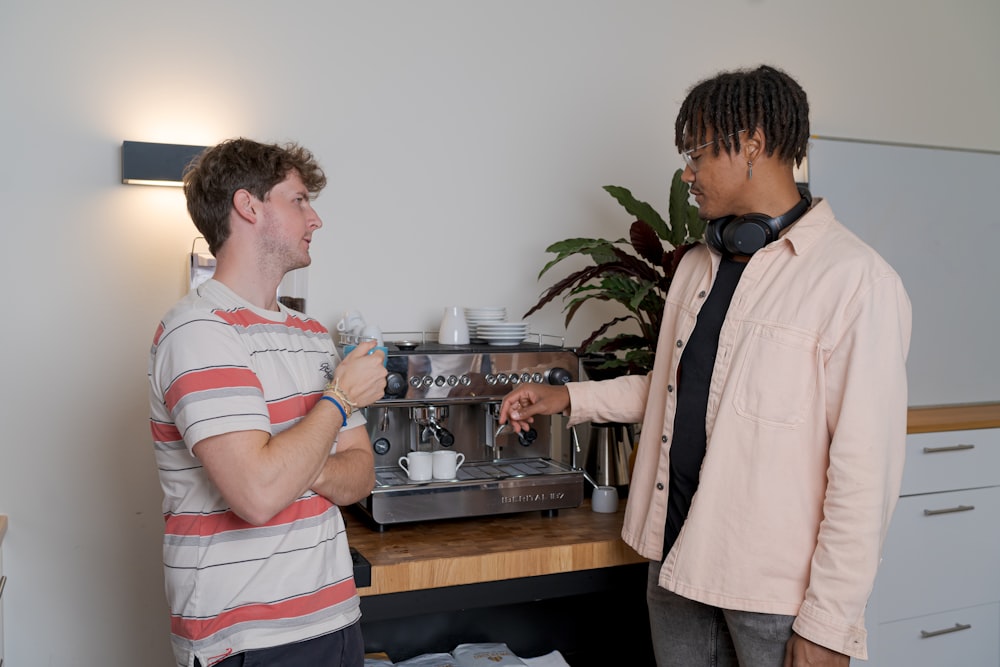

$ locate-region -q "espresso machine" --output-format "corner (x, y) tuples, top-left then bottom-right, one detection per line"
(353, 335), (585, 527)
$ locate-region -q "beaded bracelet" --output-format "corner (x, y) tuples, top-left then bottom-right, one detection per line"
(319, 395), (348, 427)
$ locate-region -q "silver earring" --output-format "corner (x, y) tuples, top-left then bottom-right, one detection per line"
(747, 161), (753, 180)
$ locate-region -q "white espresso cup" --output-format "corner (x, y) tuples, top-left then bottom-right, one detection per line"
(432, 450), (465, 480)
(399, 451), (433, 481)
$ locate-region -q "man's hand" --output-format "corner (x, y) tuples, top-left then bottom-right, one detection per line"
(333, 340), (387, 408)
(498, 384), (570, 433)
(783, 633), (849, 667)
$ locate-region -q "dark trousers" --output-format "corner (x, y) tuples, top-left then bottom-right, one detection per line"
(194, 622), (364, 667)
(646, 562), (795, 666)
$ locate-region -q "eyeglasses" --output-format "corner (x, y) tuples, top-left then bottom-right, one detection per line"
(681, 130), (747, 173)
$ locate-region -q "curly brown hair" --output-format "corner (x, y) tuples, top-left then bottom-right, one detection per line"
(675, 65), (809, 168)
(183, 138), (327, 255)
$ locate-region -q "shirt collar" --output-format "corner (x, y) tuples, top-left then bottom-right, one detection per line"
(777, 196), (832, 256)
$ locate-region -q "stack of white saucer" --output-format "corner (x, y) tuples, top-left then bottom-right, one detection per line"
(464, 307), (506, 341)
(476, 321), (530, 346)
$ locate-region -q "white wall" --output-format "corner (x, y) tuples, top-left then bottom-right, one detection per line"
(0, 1), (997, 664)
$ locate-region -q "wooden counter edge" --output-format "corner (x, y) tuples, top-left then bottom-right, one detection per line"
(356, 536), (645, 597)
(908, 402), (1000, 433)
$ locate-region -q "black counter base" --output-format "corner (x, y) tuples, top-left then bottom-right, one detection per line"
(360, 562), (654, 666)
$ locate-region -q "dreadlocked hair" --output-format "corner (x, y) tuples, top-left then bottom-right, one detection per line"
(674, 65), (809, 166)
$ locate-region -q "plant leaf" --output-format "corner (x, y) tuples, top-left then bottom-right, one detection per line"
(686, 208), (706, 241)
(667, 169), (703, 246)
(603, 185), (670, 240)
(523, 264), (607, 319)
(593, 333), (650, 352)
(630, 220), (664, 267)
(586, 335), (655, 375)
(579, 315), (634, 353)
(537, 238), (620, 278)
(609, 246), (661, 284)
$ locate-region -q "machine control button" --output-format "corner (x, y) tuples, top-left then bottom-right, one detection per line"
(547, 367), (573, 385)
(460, 375), (472, 386)
(510, 374), (521, 385)
(386, 372), (407, 397)
(497, 374), (509, 385)
(421, 376), (434, 388)
(485, 373), (497, 385)
(531, 372), (543, 383)
(447, 375), (459, 386)
(409, 376), (423, 388)
(520, 372), (531, 383)
(434, 375), (446, 387)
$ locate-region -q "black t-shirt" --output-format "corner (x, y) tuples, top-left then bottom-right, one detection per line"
(663, 255), (747, 559)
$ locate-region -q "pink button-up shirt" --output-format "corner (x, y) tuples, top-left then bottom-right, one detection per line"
(567, 199), (911, 659)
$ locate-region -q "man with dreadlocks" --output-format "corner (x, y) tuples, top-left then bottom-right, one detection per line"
(500, 65), (911, 666)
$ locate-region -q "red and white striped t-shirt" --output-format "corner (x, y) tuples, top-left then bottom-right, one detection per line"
(148, 279), (365, 667)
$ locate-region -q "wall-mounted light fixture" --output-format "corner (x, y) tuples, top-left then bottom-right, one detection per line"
(121, 141), (207, 187)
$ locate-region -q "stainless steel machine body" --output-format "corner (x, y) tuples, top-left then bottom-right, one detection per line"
(355, 339), (583, 526)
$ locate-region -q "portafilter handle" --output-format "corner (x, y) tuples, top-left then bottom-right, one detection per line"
(427, 416), (455, 447)
(411, 405), (455, 447)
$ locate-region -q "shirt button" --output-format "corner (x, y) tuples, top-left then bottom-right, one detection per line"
(667, 384), (674, 393)
(698, 290), (707, 298)
(656, 482), (665, 490)
(661, 435), (668, 443)
(676, 340), (683, 348)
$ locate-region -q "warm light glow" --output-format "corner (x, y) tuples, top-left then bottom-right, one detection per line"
(121, 178), (186, 187)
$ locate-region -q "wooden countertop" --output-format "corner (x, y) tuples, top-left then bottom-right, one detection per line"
(907, 402), (1000, 433)
(344, 500), (644, 596)
(344, 402), (1000, 598)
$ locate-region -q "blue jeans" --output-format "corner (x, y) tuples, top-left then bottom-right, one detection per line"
(647, 561), (795, 667)
(194, 622), (364, 667)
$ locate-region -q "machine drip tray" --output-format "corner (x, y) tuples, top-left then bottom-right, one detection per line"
(374, 458), (571, 487)
(358, 457), (584, 527)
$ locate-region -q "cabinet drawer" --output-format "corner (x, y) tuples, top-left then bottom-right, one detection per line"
(874, 603), (999, 667)
(901, 428), (1000, 496)
(1, 549), (4, 666)
(876, 486), (1000, 621)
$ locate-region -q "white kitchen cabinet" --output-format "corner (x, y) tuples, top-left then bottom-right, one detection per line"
(861, 427), (1000, 666)
(1, 517), (5, 667)
(878, 604), (1000, 666)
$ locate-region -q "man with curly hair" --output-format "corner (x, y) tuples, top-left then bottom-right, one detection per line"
(149, 138), (386, 667)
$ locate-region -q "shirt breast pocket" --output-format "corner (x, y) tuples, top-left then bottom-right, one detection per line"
(733, 324), (819, 428)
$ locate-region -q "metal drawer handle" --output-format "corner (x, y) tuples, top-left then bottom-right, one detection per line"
(920, 623), (972, 639)
(923, 504), (975, 516)
(922, 443), (975, 454)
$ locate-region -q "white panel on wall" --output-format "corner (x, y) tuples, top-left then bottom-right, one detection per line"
(807, 137), (1000, 406)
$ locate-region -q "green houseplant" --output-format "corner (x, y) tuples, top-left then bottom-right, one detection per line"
(524, 169), (705, 377)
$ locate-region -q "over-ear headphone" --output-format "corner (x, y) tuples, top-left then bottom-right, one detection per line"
(704, 186), (813, 256)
